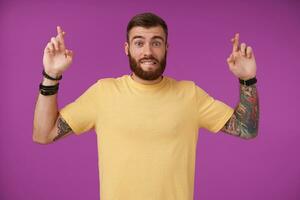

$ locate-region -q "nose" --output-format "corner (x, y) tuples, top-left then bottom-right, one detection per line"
(142, 43), (153, 57)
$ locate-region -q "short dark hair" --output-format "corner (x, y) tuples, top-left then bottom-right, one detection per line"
(126, 12), (168, 43)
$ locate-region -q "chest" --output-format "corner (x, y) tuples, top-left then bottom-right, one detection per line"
(97, 93), (197, 141)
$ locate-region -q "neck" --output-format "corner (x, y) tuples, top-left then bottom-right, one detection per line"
(130, 73), (163, 85)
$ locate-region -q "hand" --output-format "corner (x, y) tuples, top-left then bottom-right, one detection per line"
(227, 33), (256, 80)
(43, 26), (74, 77)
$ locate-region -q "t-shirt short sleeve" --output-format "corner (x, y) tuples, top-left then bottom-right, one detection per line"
(194, 84), (234, 133)
(59, 81), (101, 135)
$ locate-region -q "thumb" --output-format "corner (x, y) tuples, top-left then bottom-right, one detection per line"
(227, 54), (235, 70)
(65, 49), (74, 60)
(227, 53), (234, 64)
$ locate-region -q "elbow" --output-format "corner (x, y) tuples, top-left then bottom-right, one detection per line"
(241, 122), (259, 140)
(32, 137), (50, 145)
(32, 130), (51, 145)
(241, 130), (258, 140)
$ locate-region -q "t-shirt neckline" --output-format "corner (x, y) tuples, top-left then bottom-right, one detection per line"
(126, 73), (167, 91)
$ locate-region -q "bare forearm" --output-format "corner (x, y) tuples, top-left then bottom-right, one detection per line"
(222, 84), (259, 139)
(33, 78), (59, 143)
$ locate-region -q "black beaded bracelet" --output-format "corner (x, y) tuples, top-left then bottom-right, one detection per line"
(239, 77), (257, 86)
(40, 89), (58, 96)
(39, 83), (59, 96)
(42, 69), (62, 81)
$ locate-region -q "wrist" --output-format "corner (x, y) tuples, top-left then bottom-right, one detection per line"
(43, 69), (63, 81)
(42, 77), (59, 86)
(239, 76), (257, 86)
(239, 75), (256, 81)
(39, 82), (59, 96)
(44, 69), (61, 77)
(39, 69), (61, 96)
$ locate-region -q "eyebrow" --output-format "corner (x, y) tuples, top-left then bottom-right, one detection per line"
(131, 35), (165, 43)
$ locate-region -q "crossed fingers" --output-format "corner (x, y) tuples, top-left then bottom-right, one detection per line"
(45, 26), (66, 54)
(231, 33), (253, 59)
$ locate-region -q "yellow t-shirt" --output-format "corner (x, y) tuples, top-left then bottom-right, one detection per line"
(59, 74), (234, 200)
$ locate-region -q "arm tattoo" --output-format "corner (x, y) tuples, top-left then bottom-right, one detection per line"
(53, 117), (73, 141)
(221, 84), (259, 139)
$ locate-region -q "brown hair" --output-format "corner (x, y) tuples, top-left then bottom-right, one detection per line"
(126, 12), (168, 43)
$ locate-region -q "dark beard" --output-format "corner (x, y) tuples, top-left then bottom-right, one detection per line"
(128, 51), (167, 81)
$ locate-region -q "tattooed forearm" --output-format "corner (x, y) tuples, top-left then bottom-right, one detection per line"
(53, 117), (73, 141)
(221, 84), (259, 139)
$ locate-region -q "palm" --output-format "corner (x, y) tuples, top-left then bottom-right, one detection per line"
(43, 49), (71, 72)
(227, 33), (257, 80)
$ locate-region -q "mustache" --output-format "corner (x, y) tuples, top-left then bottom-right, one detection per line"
(139, 56), (159, 63)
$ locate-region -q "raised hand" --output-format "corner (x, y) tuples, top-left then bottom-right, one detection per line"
(227, 33), (257, 80)
(43, 26), (74, 77)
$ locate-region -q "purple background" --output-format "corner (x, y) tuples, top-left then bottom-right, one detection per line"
(1, 0), (300, 199)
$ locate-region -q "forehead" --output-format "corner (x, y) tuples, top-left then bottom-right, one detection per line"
(128, 26), (166, 41)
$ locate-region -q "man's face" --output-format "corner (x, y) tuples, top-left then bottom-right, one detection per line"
(125, 26), (168, 80)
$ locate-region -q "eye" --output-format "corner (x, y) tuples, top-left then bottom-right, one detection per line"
(152, 41), (161, 47)
(134, 41), (144, 47)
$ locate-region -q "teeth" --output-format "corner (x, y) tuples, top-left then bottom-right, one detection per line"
(141, 60), (156, 64)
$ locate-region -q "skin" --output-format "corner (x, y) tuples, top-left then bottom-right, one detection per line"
(221, 84), (259, 139)
(43, 26), (73, 77)
(124, 26), (169, 85)
(47, 27), (74, 142)
(52, 116), (73, 141)
(221, 33), (259, 139)
(33, 25), (75, 144)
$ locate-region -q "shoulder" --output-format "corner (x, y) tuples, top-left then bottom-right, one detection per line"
(167, 76), (206, 94)
(165, 77), (207, 101)
(96, 75), (125, 86)
(92, 75), (129, 94)
(96, 77), (117, 84)
(167, 76), (193, 87)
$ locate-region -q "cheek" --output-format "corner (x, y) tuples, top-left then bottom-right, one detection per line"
(130, 48), (142, 57)
(154, 49), (166, 59)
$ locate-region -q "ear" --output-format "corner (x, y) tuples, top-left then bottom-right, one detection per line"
(124, 42), (129, 56)
(166, 43), (169, 51)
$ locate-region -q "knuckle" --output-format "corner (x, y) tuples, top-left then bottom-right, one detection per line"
(51, 38), (57, 43)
